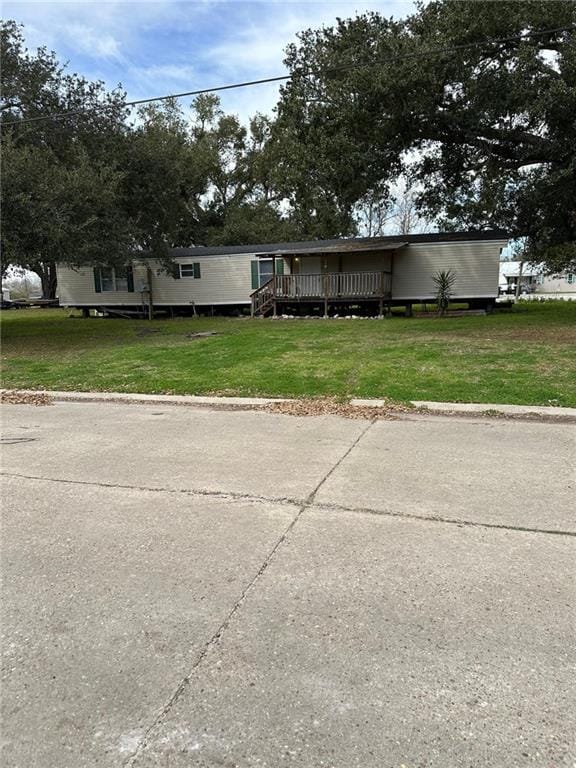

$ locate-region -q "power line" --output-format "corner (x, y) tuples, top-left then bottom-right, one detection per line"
(2, 24), (574, 128)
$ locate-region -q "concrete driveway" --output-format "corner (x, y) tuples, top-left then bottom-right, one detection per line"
(1, 401), (574, 767)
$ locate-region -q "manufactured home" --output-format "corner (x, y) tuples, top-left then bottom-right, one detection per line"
(499, 261), (576, 300)
(57, 230), (509, 317)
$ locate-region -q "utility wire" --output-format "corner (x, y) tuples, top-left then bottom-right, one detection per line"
(2, 24), (574, 128)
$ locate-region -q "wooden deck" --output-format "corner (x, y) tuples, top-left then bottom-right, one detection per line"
(251, 271), (392, 316)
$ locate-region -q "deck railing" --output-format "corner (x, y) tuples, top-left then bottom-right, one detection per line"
(251, 271), (392, 315)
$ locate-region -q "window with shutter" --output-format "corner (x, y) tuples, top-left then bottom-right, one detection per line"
(258, 259), (274, 285)
(115, 267), (128, 291)
(180, 263), (201, 278)
(93, 266), (133, 292)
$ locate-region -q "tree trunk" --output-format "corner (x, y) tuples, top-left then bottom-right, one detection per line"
(34, 262), (58, 299)
(515, 261), (524, 300)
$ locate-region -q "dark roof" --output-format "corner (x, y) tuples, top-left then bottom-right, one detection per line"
(170, 230), (510, 259)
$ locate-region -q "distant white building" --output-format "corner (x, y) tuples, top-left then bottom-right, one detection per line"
(499, 261), (576, 300)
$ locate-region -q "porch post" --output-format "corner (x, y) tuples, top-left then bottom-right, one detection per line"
(379, 271), (384, 316)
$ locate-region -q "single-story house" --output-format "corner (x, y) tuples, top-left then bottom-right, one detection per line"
(499, 261), (576, 300)
(56, 230), (510, 316)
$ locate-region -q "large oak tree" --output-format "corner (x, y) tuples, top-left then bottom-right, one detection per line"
(274, 0), (576, 270)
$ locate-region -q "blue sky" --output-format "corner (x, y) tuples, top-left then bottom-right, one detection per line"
(4, 0), (418, 122)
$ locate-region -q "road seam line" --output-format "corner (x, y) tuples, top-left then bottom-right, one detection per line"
(123, 419), (375, 765)
(2, 469), (574, 538)
(0, 471), (302, 508)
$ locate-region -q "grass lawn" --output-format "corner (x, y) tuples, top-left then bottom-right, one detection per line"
(1, 303), (576, 406)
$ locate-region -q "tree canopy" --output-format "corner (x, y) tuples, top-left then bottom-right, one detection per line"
(0, 22), (294, 294)
(1, 1), (575, 297)
(274, 0), (576, 269)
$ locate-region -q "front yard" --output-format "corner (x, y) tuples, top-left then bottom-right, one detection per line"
(1, 303), (575, 406)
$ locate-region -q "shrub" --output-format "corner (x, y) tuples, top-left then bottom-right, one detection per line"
(432, 269), (456, 316)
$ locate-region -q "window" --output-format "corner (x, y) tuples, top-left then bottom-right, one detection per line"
(94, 266), (134, 293)
(115, 266), (129, 291)
(258, 259), (274, 286)
(567, 273), (575, 285)
(180, 263), (201, 278)
(251, 259), (284, 289)
(100, 267), (115, 292)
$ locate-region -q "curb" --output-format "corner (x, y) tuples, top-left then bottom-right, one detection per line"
(3, 390), (576, 419)
(352, 398), (576, 418)
(0, 389), (289, 407)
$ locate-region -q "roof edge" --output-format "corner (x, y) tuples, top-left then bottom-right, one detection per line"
(158, 230), (512, 259)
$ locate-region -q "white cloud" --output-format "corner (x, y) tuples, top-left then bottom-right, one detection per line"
(5, 0), (419, 122)
(65, 23), (123, 60)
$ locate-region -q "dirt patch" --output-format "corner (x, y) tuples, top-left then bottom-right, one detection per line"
(262, 396), (414, 420)
(185, 332), (220, 340)
(0, 390), (54, 406)
(468, 328), (576, 344)
(135, 328), (163, 338)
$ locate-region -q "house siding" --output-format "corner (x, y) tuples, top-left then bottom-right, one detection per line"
(57, 255), (290, 307)
(56, 239), (507, 307)
(392, 241), (506, 300)
(535, 274), (576, 298)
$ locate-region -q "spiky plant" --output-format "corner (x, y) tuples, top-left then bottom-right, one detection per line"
(432, 269), (456, 316)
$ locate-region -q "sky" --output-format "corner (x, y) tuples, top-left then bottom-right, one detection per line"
(4, 0), (418, 123)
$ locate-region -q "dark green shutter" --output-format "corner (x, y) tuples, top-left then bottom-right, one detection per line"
(126, 265), (134, 292)
(276, 259), (284, 275)
(94, 268), (102, 293)
(193, 262), (201, 279)
(251, 260), (259, 289)
(171, 262), (181, 279)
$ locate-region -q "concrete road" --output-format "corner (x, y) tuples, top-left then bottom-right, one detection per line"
(1, 401), (574, 767)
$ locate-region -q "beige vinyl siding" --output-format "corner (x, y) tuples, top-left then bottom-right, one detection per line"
(391, 240), (507, 300)
(535, 274), (576, 296)
(57, 255), (290, 307)
(153, 255), (255, 305)
(56, 241), (506, 306)
(57, 265), (139, 306)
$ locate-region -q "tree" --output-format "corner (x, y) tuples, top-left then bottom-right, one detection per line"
(354, 186), (393, 237)
(2, 136), (130, 297)
(0, 21), (130, 296)
(0, 20), (298, 296)
(275, 0), (576, 269)
(118, 99), (208, 260)
(188, 95), (296, 245)
(391, 182), (432, 236)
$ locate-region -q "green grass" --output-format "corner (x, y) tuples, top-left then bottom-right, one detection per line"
(1, 303), (576, 405)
